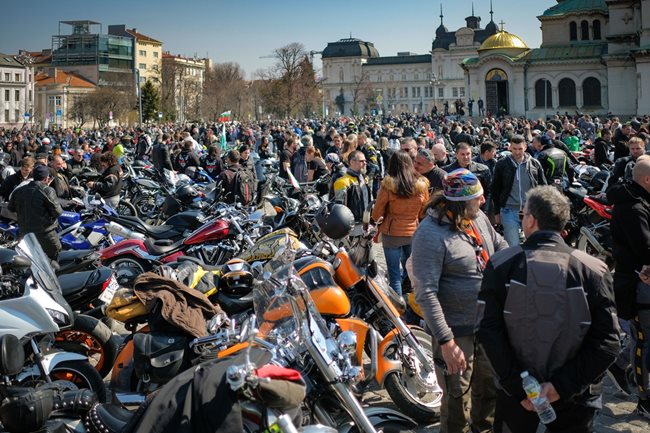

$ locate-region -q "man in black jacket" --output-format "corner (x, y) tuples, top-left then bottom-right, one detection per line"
(151, 134), (173, 172)
(608, 155), (650, 418)
(8, 165), (63, 261)
(593, 128), (613, 168)
(0, 156), (33, 201)
(491, 136), (547, 246)
(478, 186), (620, 432)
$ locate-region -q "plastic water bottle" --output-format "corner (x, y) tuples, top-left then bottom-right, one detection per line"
(521, 371), (557, 424)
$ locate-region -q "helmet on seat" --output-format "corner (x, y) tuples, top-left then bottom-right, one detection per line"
(219, 259), (254, 298)
(315, 203), (355, 240)
(176, 184), (199, 204)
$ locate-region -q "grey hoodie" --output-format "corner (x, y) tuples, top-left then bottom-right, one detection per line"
(411, 208), (507, 343)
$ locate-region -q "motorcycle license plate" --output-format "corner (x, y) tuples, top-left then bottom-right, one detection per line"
(99, 277), (120, 304)
(87, 231), (104, 246)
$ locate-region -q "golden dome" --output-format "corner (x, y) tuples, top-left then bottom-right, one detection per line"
(479, 29), (529, 52)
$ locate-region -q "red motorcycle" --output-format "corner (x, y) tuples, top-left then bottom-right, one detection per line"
(100, 215), (254, 284)
(576, 195), (614, 269)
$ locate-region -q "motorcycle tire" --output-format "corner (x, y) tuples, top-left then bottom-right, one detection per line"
(576, 232), (615, 271)
(103, 256), (150, 286)
(133, 194), (158, 221)
(349, 422), (415, 433)
(54, 314), (118, 379)
(49, 360), (108, 403)
(383, 328), (442, 424)
(117, 200), (137, 217)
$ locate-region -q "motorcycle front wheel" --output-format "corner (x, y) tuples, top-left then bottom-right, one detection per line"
(383, 327), (442, 424)
(54, 314), (118, 379)
(20, 359), (108, 403)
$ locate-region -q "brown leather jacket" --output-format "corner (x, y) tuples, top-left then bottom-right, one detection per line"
(372, 176), (429, 237)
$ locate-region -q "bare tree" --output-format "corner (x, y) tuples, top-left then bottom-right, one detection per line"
(351, 71), (376, 115)
(79, 88), (132, 128)
(202, 62), (246, 121)
(68, 95), (92, 128)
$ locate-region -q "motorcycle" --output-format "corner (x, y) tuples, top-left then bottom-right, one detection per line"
(245, 247), (416, 432)
(576, 195), (614, 269)
(0, 233), (108, 402)
(241, 217), (442, 423)
(100, 206), (260, 284)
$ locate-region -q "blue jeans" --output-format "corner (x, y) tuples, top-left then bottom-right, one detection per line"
(383, 244), (411, 296)
(500, 208), (522, 247)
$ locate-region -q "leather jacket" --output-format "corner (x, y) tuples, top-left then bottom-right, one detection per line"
(8, 181), (63, 233)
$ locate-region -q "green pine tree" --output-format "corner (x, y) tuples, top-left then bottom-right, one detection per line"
(141, 80), (160, 123)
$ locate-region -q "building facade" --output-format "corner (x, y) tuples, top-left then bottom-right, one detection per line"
(108, 25), (162, 86)
(34, 68), (95, 129)
(0, 54), (34, 127)
(161, 53), (208, 122)
(52, 20), (134, 89)
(322, 0), (649, 118)
(461, 0), (650, 118)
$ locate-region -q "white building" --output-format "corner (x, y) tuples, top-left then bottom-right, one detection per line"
(0, 53), (35, 127)
(322, 0), (650, 118)
(461, 0), (650, 118)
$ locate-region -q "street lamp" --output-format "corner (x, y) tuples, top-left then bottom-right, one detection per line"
(430, 74), (441, 116)
(135, 69), (143, 126)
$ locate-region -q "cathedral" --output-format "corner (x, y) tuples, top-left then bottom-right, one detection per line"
(321, 0), (650, 118)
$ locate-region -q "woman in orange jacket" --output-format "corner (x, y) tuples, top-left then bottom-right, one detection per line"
(372, 150), (429, 295)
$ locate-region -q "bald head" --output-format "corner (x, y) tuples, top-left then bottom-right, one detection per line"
(633, 155), (650, 192)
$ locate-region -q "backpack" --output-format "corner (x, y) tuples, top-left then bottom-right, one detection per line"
(231, 167), (255, 205)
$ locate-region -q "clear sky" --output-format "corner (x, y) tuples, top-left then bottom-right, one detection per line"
(0, 0), (557, 78)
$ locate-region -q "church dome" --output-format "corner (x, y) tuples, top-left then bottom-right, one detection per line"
(478, 28), (529, 52)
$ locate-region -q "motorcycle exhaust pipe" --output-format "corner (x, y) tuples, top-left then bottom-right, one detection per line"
(105, 221), (146, 241)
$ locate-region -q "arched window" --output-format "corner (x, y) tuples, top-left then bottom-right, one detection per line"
(593, 20), (601, 40)
(583, 77), (602, 106)
(339, 69), (344, 82)
(558, 78), (576, 106)
(570, 22), (577, 41)
(534, 79), (553, 108)
(581, 20), (589, 40)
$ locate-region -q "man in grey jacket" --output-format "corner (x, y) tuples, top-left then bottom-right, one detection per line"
(412, 168), (508, 433)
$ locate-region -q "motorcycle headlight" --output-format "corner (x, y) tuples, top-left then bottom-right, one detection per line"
(46, 308), (70, 326)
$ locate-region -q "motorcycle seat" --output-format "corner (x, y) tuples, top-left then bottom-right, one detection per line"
(85, 403), (136, 433)
(144, 238), (182, 256)
(116, 216), (180, 240)
(58, 270), (94, 297)
(58, 249), (97, 266)
(215, 291), (254, 316)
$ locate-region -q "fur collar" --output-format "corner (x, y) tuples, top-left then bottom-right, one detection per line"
(381, 175), (429, 194)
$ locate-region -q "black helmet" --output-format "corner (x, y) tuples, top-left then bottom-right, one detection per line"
(315, 203), (355, 240)
(176, 184), (199, 204)
(219, 259), (254, 298)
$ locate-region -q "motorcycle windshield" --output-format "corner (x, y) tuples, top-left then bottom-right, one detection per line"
(16, 233), (61, 296)
(254, 261), (340, 373)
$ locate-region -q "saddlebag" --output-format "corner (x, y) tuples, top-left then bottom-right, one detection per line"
(0, 387), (54, 433)
(133, 332), (189, 383)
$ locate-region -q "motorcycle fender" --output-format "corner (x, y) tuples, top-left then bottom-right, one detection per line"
(335, 318), (369, 367)
(376, 328), (402, 386)
(99, 240), (147, 260)
(336, 406), (416, 433)
(17, 351), (88, 380)
(110, 337), (135, 387)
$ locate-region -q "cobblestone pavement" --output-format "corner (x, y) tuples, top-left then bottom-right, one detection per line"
(370, 245), (649, 432)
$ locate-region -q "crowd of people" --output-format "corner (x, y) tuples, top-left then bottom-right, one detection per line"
(1, 110), (650, 432)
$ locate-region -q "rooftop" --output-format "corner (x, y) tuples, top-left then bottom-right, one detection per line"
(0, 53), (24, 68)
(322, 37), (380, 59)
(541, 0), (608, 17)
(366, 54), (432, 66)
(35, 70), (96, 88)
(125, 28), (161, 44)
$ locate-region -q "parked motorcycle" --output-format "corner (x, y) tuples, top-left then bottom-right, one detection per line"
(0, 233), (108, 402)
